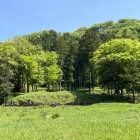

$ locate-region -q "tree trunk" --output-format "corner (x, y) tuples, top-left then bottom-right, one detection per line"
(21, 74), (24, 92)
(24, 82), (27, 93)
(35, 84), (38, 91)
(80, 77), (82, 89)
(121, 89), (123, 96)
(48, 83), (50, 92)
(89, 71), (91, 94)
(69, 83), (71, 92)
(27, 83), (30, 93)
(111, 89), (113, 95)
(128, 92), (130, 98)
(107, 87), (110, 95)
(74, 69), (77, 91)
(133, 89), (135, 104)
(32, 84), (34, 92)
(59, 80), (61, 92)
(115, 87), (119, 96)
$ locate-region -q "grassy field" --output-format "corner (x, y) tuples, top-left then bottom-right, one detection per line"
(0, 103), (140, 140)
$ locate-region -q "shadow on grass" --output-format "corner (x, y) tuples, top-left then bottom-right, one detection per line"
(72, 90), (132, 105)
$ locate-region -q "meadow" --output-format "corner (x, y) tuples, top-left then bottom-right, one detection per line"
(0, 103), (140, 140)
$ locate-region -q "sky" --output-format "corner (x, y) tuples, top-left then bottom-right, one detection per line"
(0, 0), (140, 42)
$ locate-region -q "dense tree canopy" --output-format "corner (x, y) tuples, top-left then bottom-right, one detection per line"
(0, 42), (18, 102)
(0, 38), (61, 98)
(91, 39), (140, 94)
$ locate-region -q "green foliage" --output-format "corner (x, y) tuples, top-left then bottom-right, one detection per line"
(43, 51), (62, 91)
(7, 91), (75, 106)
(52, 113), (60, 119)
(77, 28), (101, 89)
(20, 18), (140, 93)
(91, 20), (114, 32)
(25, 30), (58, 51)
(91, 39), (140, 93)
(63, 34), (78, 85)
(0, 37), (62, 102)
(13, 38), (46, 93)
(72, 26), (87, 38)
(100, 19), (140, 42)
(0, 65), (14, 103)
(0, 42), (18, 101)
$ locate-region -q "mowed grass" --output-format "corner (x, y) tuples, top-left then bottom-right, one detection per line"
(0, 103), (140, 140)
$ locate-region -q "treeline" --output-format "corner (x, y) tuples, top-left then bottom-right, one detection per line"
(25, 19), (140, 91)
(1, 18), (140, 102)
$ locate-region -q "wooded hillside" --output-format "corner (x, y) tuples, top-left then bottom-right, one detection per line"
(1, 18), (140, 103)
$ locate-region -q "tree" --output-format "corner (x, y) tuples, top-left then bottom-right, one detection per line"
(0, 42), (18, 103)
(43, 51), (62, 91)
(100, 19), (140, 42)
(20, 54), (39, 93)
(13, 38), (45, 93)
(77, 28), (101, 93)
(91, 39), (140, 101)
(0, 64), (14, 103)
(63, 36), (79, 91)
(72, 26), (87, 38)
(25, 30), (58, 51)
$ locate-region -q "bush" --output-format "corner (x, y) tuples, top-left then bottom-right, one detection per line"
(6, 91), (75, 106)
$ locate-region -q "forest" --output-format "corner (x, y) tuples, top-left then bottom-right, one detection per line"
(1, 18), (140, 104)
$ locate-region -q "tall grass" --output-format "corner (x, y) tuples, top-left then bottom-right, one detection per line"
(7, 88), (134, 106)
(7, 91), (75, 106)
(0, 103), (140, 139)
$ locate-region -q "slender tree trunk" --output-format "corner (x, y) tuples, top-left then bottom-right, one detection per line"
(133, 89), (135, 104)
(83, 82), (85, 89)
(111, 88), (113, 95)
(132, 83), (136, 103)
(128, 92), (130, 98)
(74, 69), (77, 91)
(121, 89), (123, 96)
(27, 83), (30, 93)
(3, 97), (6, 107)
(107, 87), (110, 95)
(32, 84), (34, 92)
(81, 77), (82, 89)
(69, 83), (71, 92)
(35, 84), (38, 91)
(89, 71), (91, 94)
(64, 74), (66, 90)
(78, 77), (80, 88)
(78, 67), (81, 89)
(48, 83), (50, 92)
(115, 87), (119, 96)
(59, 80), (61, 92)
(21, 74), (24, 92)
(24, 82), (27, 94)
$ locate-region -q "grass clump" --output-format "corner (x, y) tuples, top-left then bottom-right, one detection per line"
(40, 111), (48, 119)
(52, 113), (60, 119)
